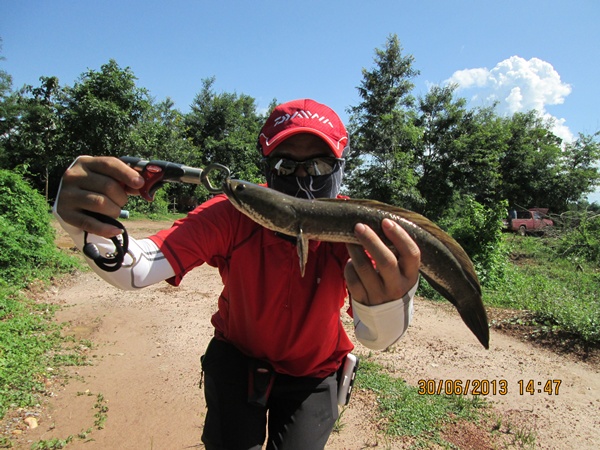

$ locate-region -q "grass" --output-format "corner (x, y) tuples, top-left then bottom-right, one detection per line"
(490, 413), (537, 450)
(0, 212), (91, 447)
(0, 283), (107, 448)
(0, 285), (93, 415)
(355, 357), (488, 447)
(0, 287), (64, 418)
(484, 234), (600, 344)
(353, 357), (539, 448)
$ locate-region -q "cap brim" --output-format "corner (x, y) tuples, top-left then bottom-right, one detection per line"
(261, 127), (346, 158)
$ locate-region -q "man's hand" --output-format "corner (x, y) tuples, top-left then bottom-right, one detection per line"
(55, 156), (145, 238)
(345, 218), (421, 306)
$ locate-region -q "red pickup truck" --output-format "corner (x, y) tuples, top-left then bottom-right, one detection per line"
(505, 208), (554, 235)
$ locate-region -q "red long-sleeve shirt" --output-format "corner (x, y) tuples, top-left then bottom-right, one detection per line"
(149, 194), (354, 378)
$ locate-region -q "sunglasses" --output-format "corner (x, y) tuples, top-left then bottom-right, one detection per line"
(262, 156), (344, 176)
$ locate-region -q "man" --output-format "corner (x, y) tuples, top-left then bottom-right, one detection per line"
(54, 99), (420, 449)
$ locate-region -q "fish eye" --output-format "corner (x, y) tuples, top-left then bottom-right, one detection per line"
(235, 184), (246, 192)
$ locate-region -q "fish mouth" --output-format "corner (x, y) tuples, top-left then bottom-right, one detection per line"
(222, 179), (242, 208)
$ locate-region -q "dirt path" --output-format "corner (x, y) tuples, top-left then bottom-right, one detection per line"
(5, 220), (600, 449)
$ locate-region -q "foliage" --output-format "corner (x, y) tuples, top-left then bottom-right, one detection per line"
(0, 76), (64, 200)
(346, 34), (423, 209)
(416, 98), (508, 218)
(171, 77), (267, 205)
(499, 112), (561, 210)
(128, 97), (202, 211)
(0, 44), (20, 167)
(123, 186), (170, 218)
(129, 97), (195, 160)
(0, 170), (78, 287)
(185, 77), (265, 185)
(438, 196), (509, 286)
(30, 436), (74, 449)
(0, 167), (80, 417)
(485, 235), (600, 344)
(0, 59), (156, 203)
(554, 132), (600, 207)
(554, 208), (600, 264)
(47, 60), (152, 201)
(0, 170), (86, 424)
(60, 59), (152, 157)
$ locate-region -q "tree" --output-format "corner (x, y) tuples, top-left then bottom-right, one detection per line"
(447, 106), (508, 207)
(129, 97), (201, 211)
(553, 132), (600, 209)
(0, 73), (17, 166)
(414, 87), (509, 283)
(0, 41), (20, 168)
(0, 76), (63, 200)
(184, 77), (265, 189)
(499, 111), (564, 210)
(130, 97), (196, 161)
(346, 34), (422, 208)
(416, 84), (472, 216)
(60, 59), (152, 158)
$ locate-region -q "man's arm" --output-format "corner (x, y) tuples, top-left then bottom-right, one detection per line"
(53, 156), (175, 289)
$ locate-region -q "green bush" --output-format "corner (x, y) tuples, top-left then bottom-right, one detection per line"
(0, 170), (84, 422)
(555, 211), (600, 264)
(0, 171), (54, 238)
(438, 195), (509, 287)
(123, 185), (169, 218)
(0, 170), (77, 288)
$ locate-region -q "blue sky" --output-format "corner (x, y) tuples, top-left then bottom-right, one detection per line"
(2, 0), (600, 200)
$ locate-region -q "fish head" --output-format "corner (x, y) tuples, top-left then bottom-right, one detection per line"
(222, 179), (299, 233)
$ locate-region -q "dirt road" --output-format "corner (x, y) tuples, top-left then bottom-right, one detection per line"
(6, 220), (600, 449)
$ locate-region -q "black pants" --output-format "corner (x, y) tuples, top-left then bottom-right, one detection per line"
(200, 338), (339, 450)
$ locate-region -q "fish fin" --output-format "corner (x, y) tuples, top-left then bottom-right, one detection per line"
(318, 198), (481, 295)
(296, 227), (309, 277)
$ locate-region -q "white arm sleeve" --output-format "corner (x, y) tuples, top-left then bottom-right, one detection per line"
(52, 178), (175, 290)
(352, 279), (418, 350)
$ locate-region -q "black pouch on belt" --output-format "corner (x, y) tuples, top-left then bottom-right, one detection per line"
(247, 359), (275, 407)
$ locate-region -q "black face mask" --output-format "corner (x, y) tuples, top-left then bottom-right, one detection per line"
(265, 161), (345, 199)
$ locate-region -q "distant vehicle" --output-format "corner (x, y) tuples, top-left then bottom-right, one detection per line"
(504, 208), (554, 235)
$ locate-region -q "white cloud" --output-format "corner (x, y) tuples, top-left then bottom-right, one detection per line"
(446, 56), (574, 142)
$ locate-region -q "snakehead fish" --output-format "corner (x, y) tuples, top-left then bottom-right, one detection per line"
(222, 179), (489, 349)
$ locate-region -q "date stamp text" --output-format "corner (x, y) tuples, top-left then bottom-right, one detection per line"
(417, 379), (562, 396)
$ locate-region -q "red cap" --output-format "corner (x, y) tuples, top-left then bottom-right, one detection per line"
(258, 99), (348, 158)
